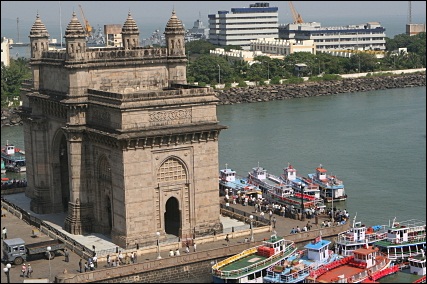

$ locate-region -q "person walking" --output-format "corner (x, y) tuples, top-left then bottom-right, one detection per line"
(118, 251), (124, 265)
(64, 248), (70, 262)
(175, 248), (180, 256)
(193, 242), (197, 252)
(2, 227), (7, 239)
(169, 249), (174, 257)
(130, 251), (135, 264)
(185, 244), (190, 253)
(106, 255), (111, 267)
(92, 254), (98, 268)
(272, 216), (277, 229)
(26, 264), (33, 278)
(79, 258), (83, 273)
(84, 262), (89, 272)
(225, 234), (230, 245)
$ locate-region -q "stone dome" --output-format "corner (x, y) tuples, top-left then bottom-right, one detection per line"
(165, 10), (185, 34)
(64, 12), (86, 38)
(122, 11), (139, 35)
(29, 13), (50, 38)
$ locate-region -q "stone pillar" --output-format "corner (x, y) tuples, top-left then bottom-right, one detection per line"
(64, 130), (88, 234)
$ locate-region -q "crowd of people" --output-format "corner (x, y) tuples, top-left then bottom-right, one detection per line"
(1, 178), (27, 190)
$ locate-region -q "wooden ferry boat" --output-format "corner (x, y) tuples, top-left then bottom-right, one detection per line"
(307, 164), (346, 202)
(1, 142), (26, 173)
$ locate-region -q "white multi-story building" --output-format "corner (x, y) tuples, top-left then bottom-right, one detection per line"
(1, 37), (11, 67)
(250, 38), (316, 56)
(208, 2), (278, 50)
(279, 22), (386, 51)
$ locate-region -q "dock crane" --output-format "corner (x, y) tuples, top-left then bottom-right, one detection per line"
(288, 1), (304, 24)
(78, 4), (93, 38)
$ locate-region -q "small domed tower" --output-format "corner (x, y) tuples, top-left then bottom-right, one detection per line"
(64, 12), (87, 60)
(164, 10), (185, 56)
(121, 11), (139, 50)
(29, 13), (50, 60)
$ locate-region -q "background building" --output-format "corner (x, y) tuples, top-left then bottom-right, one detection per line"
(208, 2), (278, 50)
(279, 21), (387, 51)
(250, 38), (316, 56)
(406, 23), (426, 36)
(105, 24), (123, 47)
(1, 37), (11, 66)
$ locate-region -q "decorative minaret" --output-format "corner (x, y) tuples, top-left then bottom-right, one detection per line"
(121, 11), (139, 50)
(164, 10), (187, 84)
(164, 10), (186, 57)
(64, 12), (87, 61)
(28, 13), (49, 91)
(29, 13), (50, 60)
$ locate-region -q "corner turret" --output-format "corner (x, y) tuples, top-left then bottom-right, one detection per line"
(29, 13), (50, 59)
(64, 12), (87, 60)
(164, 10), (185, 56)
(121, 11), (139, 50)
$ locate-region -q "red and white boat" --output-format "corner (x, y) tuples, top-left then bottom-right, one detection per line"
(305, 243), (392, 283)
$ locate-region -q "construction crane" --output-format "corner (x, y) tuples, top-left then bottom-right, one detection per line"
(78, 4), (93, 38)
(288, 1), (304, 24)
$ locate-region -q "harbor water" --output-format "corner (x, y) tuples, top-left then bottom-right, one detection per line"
(2, 86), (426, 227)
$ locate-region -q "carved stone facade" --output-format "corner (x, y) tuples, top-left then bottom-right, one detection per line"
(19, 11), (226, 248)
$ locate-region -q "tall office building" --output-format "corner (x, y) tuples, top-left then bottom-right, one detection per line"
(279, 22), (386, 51)
(208, 2), (278, 50)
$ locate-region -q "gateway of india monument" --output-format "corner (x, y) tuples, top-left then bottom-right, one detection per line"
(19, 10), (226, 248)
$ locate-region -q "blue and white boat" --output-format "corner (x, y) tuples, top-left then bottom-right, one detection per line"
(219, 165), (262, 200)
(264, 235), (343, 283)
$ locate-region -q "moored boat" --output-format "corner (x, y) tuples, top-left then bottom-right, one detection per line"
(375, 252), (426, 283)
(335, 215), (388, 257)
(1, 142), (26, 173)
(247, 164), (325, 216)
(211, 233), (298, 283)
(373, 219), (426, 261)
(307, 164), (347, 202)
(219, 165), (262, 200)
(305, 243), (392, 283)
(264, 235), (343, 283)
(280, 163), (321, 200)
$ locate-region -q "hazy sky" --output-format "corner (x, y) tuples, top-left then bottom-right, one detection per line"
(1, 1), (426, 39)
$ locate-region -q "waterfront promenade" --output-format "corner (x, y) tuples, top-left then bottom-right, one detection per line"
(1, 192), (342, 283)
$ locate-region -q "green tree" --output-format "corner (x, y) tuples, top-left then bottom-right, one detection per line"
(1, 58), (31, 107)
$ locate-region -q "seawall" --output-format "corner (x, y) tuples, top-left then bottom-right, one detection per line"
(215, 73), (426, 105)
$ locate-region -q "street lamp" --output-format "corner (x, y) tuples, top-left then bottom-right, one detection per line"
(300, 184), (305, 221)
(47, 246), (52, 281)
(249, 215), (254, 242)
(3, 263), (11, 283)
(156, 232), (161, 259)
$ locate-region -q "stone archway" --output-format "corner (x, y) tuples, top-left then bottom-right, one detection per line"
(50, 131), (70, 213)
(164, 197), (180, 236)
